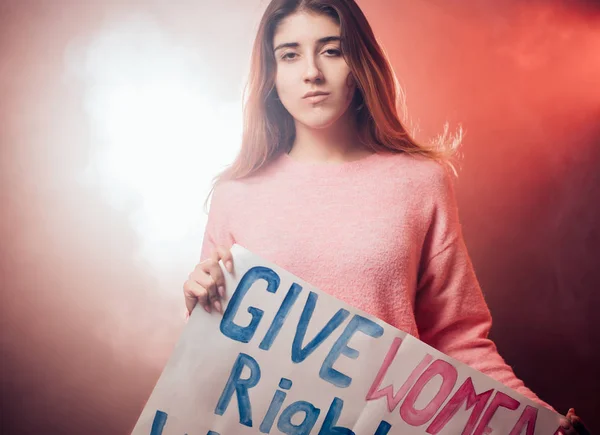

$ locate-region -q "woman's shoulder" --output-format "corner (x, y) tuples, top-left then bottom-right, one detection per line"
(209, 164), (272, 202)
(210, 177), (243, 203)
(377, 152), (459, 222)
(378, 151), (452, 191)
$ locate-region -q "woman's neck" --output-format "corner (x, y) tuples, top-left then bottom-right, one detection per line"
(288, 112), (372, 163)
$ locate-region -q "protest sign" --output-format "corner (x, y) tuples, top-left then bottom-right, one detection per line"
(132, 244), (563, 435)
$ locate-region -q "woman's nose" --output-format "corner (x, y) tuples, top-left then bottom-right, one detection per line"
(303, 58), (324, 83)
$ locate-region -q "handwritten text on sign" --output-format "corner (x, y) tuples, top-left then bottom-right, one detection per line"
(132, 245), (562, 435)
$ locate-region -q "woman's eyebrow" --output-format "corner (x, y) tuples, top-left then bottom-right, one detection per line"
(273, 35), (341, 53)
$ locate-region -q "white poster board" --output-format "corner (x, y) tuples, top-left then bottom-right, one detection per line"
(132, 244), (562, 435)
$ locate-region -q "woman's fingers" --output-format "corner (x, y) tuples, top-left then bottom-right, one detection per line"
(559, 418), (578, 435)
(212, 246), (234, 298)
(217, 246), (234, 274)
(567, 409), (591, 435)
(206, 250), (228, 312)
(184, 247), (234, 315)
(183, 277), (210, 314)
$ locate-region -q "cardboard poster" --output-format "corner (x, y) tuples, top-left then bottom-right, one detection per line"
(132, 244), (562, 435)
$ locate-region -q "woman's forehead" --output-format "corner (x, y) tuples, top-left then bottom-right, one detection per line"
(273, 11), (340, 45)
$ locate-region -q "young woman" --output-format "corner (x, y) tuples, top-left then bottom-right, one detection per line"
(183, 0), (588, 432)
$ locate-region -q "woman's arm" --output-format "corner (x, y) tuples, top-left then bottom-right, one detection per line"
(414, 166), (553, 410)
(200, 184), (234, 261)
(183, 184), (234, 317)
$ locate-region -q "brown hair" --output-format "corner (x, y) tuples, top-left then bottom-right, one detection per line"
(209, 0), (461, 195)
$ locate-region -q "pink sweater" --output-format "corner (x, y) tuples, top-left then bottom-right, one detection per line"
(200, 150), (550, 409)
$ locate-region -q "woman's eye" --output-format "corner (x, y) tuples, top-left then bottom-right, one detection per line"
(323, 49), (341, 56)
(280, 49), (340, 61)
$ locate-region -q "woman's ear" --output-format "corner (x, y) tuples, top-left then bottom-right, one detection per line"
(346, 72), (357, 89)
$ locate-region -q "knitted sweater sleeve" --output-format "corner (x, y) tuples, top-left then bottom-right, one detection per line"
(200, 184), (234, 262)
(414, 166), (552, 410)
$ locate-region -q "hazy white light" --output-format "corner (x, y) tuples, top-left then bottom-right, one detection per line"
(67, 14), (243, 270)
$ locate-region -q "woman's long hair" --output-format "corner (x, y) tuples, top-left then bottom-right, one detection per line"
(209, 0), (462, 196)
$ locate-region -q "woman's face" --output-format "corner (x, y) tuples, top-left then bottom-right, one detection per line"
(272, 11), (356, 130)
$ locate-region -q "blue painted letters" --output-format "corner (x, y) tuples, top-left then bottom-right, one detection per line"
(221, 267), (281, 343)
(215, 353), (262, 427)
(292, 292), (350, 363)
(320, 315), (384, 388)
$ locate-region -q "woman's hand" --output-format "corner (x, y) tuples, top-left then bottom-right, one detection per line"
(558, 409), (591, 435)
(183, 246), (234, 315)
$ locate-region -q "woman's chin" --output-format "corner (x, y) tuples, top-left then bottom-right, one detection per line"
(297, 112), (345, 130)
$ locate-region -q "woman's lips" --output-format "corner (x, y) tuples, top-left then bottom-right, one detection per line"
(304, 93), (329, 104)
